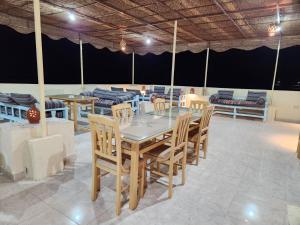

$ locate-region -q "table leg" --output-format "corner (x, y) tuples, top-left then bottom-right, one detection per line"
(73, 102), (78, 131)
(129, 142), (139, 210)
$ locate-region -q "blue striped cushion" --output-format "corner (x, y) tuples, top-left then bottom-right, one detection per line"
(45, 100), (65, 109)
(126, 89), (141, 95)
(246, 91), (266, 102)
(167, 88), (181, 97)
(154, 86), (165, 95)
(0, 93), (14, 104)
(218, 90), (234, 100)
(10, 93), (37, 106)
(111, 87), (124, 92)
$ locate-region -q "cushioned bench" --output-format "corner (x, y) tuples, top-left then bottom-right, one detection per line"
(0, 93), (68, 122)
(80, 88), (139, 115)
(209, 90), (268, 121)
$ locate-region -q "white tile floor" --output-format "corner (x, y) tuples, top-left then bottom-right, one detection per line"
(0, 117), (299, 225)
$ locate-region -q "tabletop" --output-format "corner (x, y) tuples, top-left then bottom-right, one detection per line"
(119, 107), (201, 143)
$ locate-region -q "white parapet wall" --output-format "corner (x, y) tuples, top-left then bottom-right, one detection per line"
(0, 83), (299, 123)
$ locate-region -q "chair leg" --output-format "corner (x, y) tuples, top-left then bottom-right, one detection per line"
(203, 139), (208, 159)
(139, 161), (145, 198)
(195, 142), (200, 166)
(173, 163), (178, 176)
(115, 174), (122, 216)
(182, 147), (187, 185)
(91, 165), (99, 201)
(168, 164), (174, 199)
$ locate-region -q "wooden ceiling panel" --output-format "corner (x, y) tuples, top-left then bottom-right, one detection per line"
(1, 0), (300, 48)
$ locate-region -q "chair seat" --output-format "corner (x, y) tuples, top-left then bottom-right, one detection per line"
(96, 157), (143, 175)
(144, 144), (171, 162)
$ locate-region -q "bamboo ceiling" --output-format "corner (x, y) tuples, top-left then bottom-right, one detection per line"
(1, 0), (300, 54)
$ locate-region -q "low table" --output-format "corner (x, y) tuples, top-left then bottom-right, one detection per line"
(48, 94), (98, 131)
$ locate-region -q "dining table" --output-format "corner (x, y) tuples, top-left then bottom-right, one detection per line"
(47, 94), (98, 131)
(118, 107), (201, 210)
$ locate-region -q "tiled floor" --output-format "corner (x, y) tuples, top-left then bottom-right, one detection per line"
(1, 117), (300, 225)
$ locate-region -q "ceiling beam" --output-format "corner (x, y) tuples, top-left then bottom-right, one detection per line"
(121, 2), (299, 30)
(94, 0), (194, 42)
(212, 0), (247, 38)
(40, 0), (171, 46)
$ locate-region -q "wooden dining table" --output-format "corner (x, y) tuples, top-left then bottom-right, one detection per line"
(118, 107), (201, 210)
(48, 94), (98, 131)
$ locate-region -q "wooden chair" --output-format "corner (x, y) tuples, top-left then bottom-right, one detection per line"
(188, 105), (214, 165)
(112, 103), (133, 121)
(189, 100), (209, 111)
(153, 98), (166, 112)
(143, 112), (192, 198)
(88, 114), (145, 215)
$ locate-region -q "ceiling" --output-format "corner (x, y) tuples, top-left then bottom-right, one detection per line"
(1, 0), (300, 53)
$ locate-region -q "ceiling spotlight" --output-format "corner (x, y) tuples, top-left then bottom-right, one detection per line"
(68, 13), (76, 22)
(146, 38), (152, 45)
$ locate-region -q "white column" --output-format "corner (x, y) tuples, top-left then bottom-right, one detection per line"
(203, 46), (210, 95)
(271, 37), (281, 105)
(33, 0), (47, 137)
(80, 38), (84, 91)
(132, 52), (135, 85)
(169, 20), (177, 109)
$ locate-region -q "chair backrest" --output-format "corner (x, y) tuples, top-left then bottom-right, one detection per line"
(189, 100), (209, 111)
(88, 114), (122, 167)
(153, 98), (166, 112)
(112, 103), (133, 121)
(198, 105), (214, 137)
(171, 112), (192, 151)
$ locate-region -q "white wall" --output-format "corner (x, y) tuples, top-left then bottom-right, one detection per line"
(0, 83), (299, 123)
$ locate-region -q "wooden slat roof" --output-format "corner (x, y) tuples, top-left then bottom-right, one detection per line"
(1, 0), (300, 53)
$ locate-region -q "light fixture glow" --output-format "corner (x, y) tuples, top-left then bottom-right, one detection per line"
(68, 13), (76, 22)
(276, 26), (281, 32)
(268, 23), (281, 36)
(120, 37), (126, 51)
(146, 38), (152, 45)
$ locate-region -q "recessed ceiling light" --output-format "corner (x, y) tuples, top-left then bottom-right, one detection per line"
(146, 38), (152, 45)
(68, 13), (76, 22)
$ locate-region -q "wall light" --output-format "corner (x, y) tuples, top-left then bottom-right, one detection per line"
(68, 13), (76, 22)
